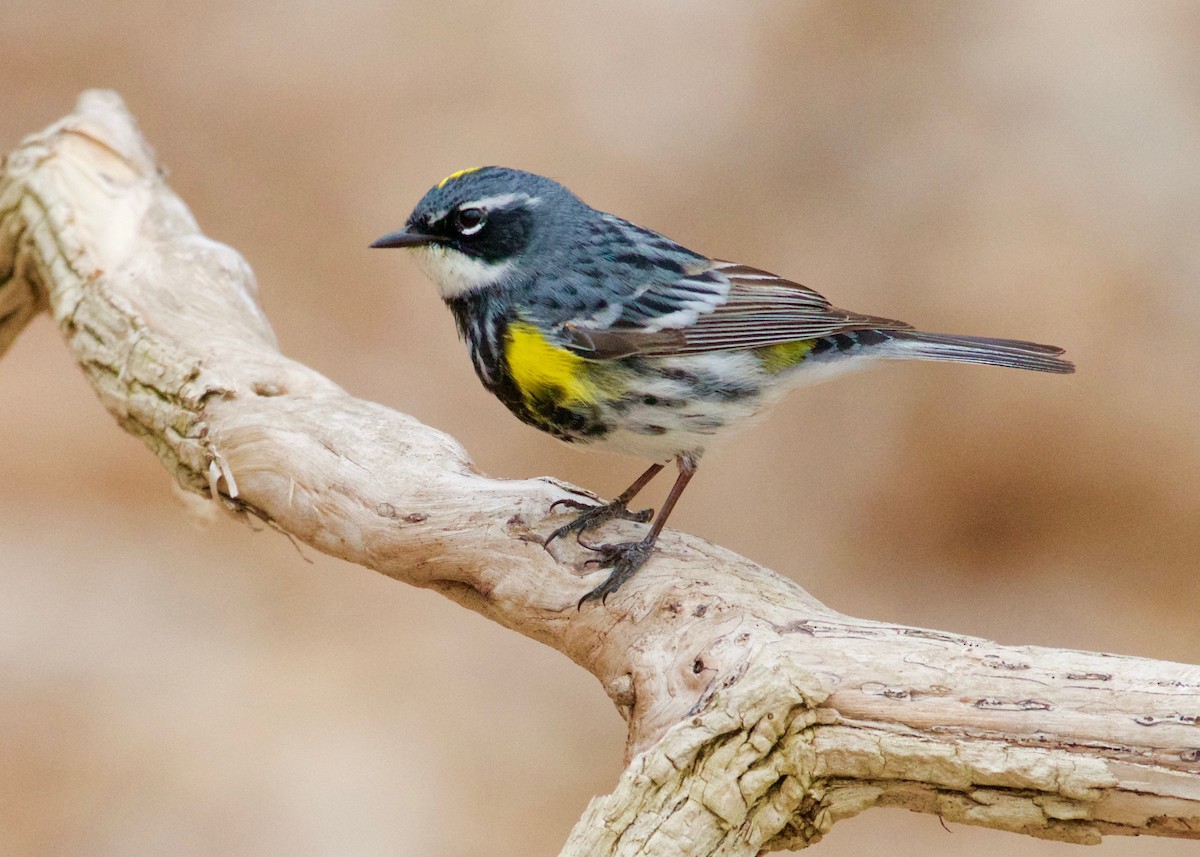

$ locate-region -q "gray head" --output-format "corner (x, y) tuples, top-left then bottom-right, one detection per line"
(371, 166), (586, 300)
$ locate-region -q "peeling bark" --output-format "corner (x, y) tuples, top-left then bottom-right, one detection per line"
(2, 91), (1197, 856)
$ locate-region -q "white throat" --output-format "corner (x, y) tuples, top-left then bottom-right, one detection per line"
(412, 244), (513, 300)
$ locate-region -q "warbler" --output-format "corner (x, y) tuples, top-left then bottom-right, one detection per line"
(372, 166), (1074, 605)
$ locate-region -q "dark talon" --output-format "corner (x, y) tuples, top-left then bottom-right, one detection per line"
(576, 538), (656, 608)
(543, 497), (654, 549)
(541, 460), (695, 608)
(547, 497), (598, 515)
(576, 532), (616, 554)
(544, 462), (667, 551)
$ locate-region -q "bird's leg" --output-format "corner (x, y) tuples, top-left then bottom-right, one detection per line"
(544, 463), (664, 548)
(577, 455), (698, 606)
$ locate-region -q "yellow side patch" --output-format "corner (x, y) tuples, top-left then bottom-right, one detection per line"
(438, 167), (484, 189)
(505, 321), (597, 407)
(756, 339), (816, 374)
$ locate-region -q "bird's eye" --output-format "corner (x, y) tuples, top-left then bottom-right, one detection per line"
(454, 207), (487, 236)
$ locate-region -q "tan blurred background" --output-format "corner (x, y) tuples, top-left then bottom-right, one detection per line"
(2, 2), (1198, 855)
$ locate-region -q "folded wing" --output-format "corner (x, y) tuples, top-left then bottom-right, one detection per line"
(565, 261), (912, 359)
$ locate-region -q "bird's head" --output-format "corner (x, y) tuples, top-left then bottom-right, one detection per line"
(371, 166), (579, 300)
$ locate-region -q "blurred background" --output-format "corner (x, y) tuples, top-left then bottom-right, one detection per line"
(2, 2), (1198, 855)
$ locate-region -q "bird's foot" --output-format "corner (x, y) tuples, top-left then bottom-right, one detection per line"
(576, 537), (656, 607)
(543, 497), (654, 548)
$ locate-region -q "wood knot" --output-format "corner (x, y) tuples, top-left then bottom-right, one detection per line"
(607, 673), (635, 708)
(252, 380), (286, 397)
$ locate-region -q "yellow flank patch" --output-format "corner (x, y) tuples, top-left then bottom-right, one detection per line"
(505, 321), (597, 407)
(438, 167), (484, 189)
(756, 339), (816, 374)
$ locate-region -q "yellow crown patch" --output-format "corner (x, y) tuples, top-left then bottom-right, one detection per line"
(438, 167), (484, 189)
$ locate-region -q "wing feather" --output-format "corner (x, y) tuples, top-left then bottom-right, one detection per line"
(565, 260), (911, 358)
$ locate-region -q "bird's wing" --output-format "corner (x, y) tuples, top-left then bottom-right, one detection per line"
(564, 260), (913, 359)
(529, 213), (732, 335)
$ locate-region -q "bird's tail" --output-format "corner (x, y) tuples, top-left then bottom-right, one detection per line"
(882, 330), (1075, 374)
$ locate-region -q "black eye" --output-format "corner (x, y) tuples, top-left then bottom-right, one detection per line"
(454, 207), (486, 236)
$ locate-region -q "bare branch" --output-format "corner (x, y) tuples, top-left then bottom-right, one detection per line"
(2, 91), (1197, 856)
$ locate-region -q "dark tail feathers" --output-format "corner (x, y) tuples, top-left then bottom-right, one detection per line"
(885, 330), (1075, 374)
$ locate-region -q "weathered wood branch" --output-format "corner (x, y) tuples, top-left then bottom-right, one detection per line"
(2, 91), (1197, 855)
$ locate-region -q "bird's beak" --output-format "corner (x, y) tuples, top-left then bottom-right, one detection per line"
(370, 229), (436, 249)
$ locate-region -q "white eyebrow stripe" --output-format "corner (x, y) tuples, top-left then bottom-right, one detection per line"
(463, 192), (539, 211)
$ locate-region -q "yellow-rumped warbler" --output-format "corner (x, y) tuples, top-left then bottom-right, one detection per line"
(372, 166), (1074, 604)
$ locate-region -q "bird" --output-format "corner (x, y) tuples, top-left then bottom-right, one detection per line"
(371, 166), (1074, 605)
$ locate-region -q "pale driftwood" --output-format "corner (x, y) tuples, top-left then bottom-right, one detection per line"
(2, 91), (1197, 855)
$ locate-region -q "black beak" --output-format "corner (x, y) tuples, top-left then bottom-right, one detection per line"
(370, 229), (436, 249)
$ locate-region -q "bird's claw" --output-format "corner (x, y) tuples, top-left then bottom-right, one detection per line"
(543, 498), (654, 549)
(576, 539), (655, 608)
